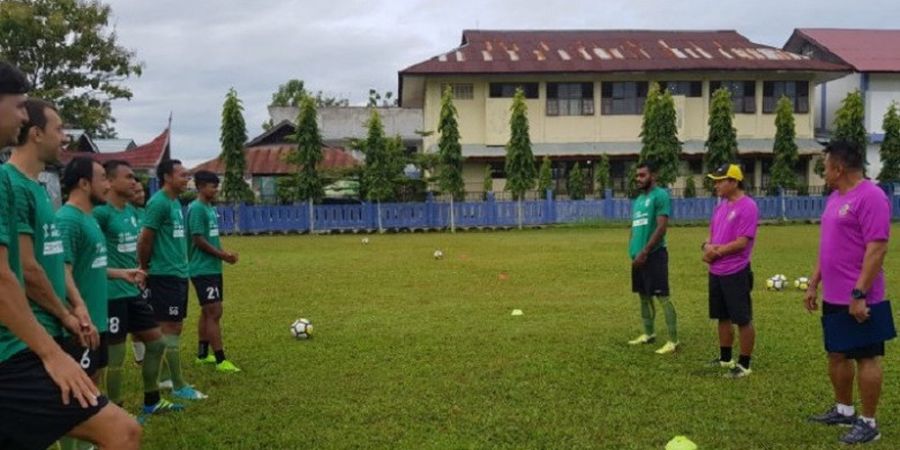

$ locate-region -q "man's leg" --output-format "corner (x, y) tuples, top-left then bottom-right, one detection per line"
(159, 321), (186, 389)
(856, 357), (882, 420)
(67, 403), (141, 450)
(205, 302), (225, 362)
(640, 295), (655, 336)
(197, 306), (210, 360)
(736, 322), (755, 369)
(718, 319), (734, 359)
(656, 296), (677, 343)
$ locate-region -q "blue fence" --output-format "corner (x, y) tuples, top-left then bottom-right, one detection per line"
(215, 188), (900, 235)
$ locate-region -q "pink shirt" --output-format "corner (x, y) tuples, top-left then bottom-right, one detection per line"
(820, 180), (890, 305)
(709, 195), (759, 276)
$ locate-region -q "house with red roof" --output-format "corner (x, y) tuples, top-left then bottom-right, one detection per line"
(784, 28), (900, 177)
(400, 29), (850, 195)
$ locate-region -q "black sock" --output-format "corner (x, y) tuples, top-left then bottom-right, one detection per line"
(738, 355), (751, 369)
(198, 341), (209, 358)
(144, 390), (160, 407)
(214, 350), (226, 364)
(720, 346), (733, 362)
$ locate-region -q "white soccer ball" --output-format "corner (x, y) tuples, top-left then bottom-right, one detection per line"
(290, 318), (313, 340)
(361, 237), (369, 245)
(794, 276), (810, 291)
(766, 275), (787, 291)
(433, 249), (444, 260)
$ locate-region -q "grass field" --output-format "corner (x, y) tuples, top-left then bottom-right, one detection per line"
(123, 224), (900, 449)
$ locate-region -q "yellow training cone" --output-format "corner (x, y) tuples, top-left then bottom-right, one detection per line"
(665, 436), (697, 450)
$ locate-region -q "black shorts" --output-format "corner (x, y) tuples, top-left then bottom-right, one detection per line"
(192, 274), (223, 306)
(108, 296), (159, 344)
(823, 302), (886, 360)
(631, 248), (670, 297)
(0, 349), (108, 450)
(709, 265), (754, 326)
(146, 275), (189, 322)
(61, 333), (109, 376)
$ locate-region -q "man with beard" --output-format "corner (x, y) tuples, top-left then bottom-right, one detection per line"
(627, 161), (678, 354)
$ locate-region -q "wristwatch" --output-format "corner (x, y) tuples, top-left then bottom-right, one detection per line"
(851, 289), (867, 301)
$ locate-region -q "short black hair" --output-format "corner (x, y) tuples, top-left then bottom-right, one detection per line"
(824, 140), (865, 171)
(636, 160), (657, 173)
(156, 159), (182, 186)
(193, 170), (219, 187)
(103, 160), (132, 178)
(0, 62), (30, 95)
(61, 157), (98, 195)
(16, 98), (58, 144)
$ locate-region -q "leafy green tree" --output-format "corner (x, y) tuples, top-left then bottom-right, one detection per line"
(832, 90), (868, 172)
(567, 162), (586, 200)
(286, 96), (324, 231)
(877, 102), (900, 183)
(703, 88), (738, 194)
(537, 156), (553, 196)
(436, 85), (464, 232)
(219, 88), (254, 203)
(504, 88), (536, 228)
(770, 96), (799, 194)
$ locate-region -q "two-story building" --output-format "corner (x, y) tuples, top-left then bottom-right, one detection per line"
(399, 30), (849, 196)
(784, 28), (900, 177)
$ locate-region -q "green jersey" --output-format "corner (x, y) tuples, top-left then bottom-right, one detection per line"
(187, 200), (222, 276)
(57, 205), (109, 333)
(0, 167), (27, 362)
(2, 163), (65, 339)
(94, 203), (141, 300)
(143, 191), (188, 278)
(628, 186), (671, 259)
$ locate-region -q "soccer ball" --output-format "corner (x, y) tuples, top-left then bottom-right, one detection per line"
(433, 249), (444, 260)
(290, 318), (313, 340)
(794, 276), (810, 291)
(361, 237), (369, 245)
(766, 274), (788, 291)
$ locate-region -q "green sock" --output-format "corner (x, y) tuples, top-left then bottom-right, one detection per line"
(143, 338), (166, 393)
(657, 296), (678, 342)
(163, 334), (187, 389)
(158, 356), (171, 382)
(639, 295), (655, 336)
(59, 438), (92, 450)
(106, 343), (126, 404)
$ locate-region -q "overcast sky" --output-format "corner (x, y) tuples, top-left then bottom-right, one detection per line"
(104, 0), (900, 167)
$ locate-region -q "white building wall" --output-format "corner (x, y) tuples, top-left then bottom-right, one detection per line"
(865, 74), (900, 134)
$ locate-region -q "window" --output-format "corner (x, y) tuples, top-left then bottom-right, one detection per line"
(659, 81), (702, 97)
(763, 81), (809, 114)
(546, 82), (594, 116)
(440, 83), (474, 100)
(489, 161), (506, 179)
(489, 82), (539, 99)
(710, 81), (756, 114)
(601, 81), (649, 115)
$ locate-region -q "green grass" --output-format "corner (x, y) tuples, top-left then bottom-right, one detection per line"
(125, 225), (900, 449)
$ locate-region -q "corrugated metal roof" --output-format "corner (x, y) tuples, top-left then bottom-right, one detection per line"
(400, 30), (850, 75)
(191, 145), (359, 176)
(785, 29), (900, 73)
(59, 128), (169, 170)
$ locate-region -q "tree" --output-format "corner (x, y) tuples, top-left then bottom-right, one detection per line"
(368, 89), (398, 107)
(877, 102), (900, 183)
(537, 156), (553, 196)
(436, 85), (464, 232)
(262, 79), (349, 130)
(567, 162), (586, 200)
(683, 175), (697, 198)
(359, 110), (403, 232)
(482, 164), (493, 199)
(286, 96), (324, 232)
(505, 88), (537, 229)
(639, 84), (682, 186)
(219, 88), (254, 204)
(625, 163), (639, 198)
(704, 88), (739, 193)
(595, 154), (610, 198)
(276, 176), (297, 205)
(770, 96), (799, 194)
(0, 0), (143, 137)
(832, 90), (868, 173)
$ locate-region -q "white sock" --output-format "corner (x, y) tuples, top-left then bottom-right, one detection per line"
(860, 416), (876, 427)
(836, 403), (855, 416)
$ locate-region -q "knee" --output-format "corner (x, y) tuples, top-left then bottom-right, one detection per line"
(116, 419), (142, 449)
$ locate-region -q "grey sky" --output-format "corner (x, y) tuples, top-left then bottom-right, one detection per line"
(105, 0), (900, 167)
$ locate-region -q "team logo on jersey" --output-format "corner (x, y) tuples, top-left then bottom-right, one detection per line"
(644, 199), (651, 207)
(839, 203), (851, 217)
(727, 210), (737, 221)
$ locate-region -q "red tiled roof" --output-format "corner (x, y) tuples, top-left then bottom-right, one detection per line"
(60, 128), (170, 170)
(400, 30), (850, 75)
(784, 29), (900, 73)
(191, 145), (359, 176)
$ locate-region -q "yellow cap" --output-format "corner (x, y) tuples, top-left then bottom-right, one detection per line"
(707, 163), (743, 181)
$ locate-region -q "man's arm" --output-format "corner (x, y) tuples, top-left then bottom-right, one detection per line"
(804, 260), (822, 312)
(19, 234), (82, 335)
(192, 235), (236, 264)
(633, 215), (668, 266)
(849, 240), (889, 322)
(137, 228), (155, 271)
(0, 246), (99, 408)
(64, 264), (99, 349)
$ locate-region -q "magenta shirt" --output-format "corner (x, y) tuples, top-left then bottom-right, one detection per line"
(709, 195), (759, 276)
(820, 180), (890, 305)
